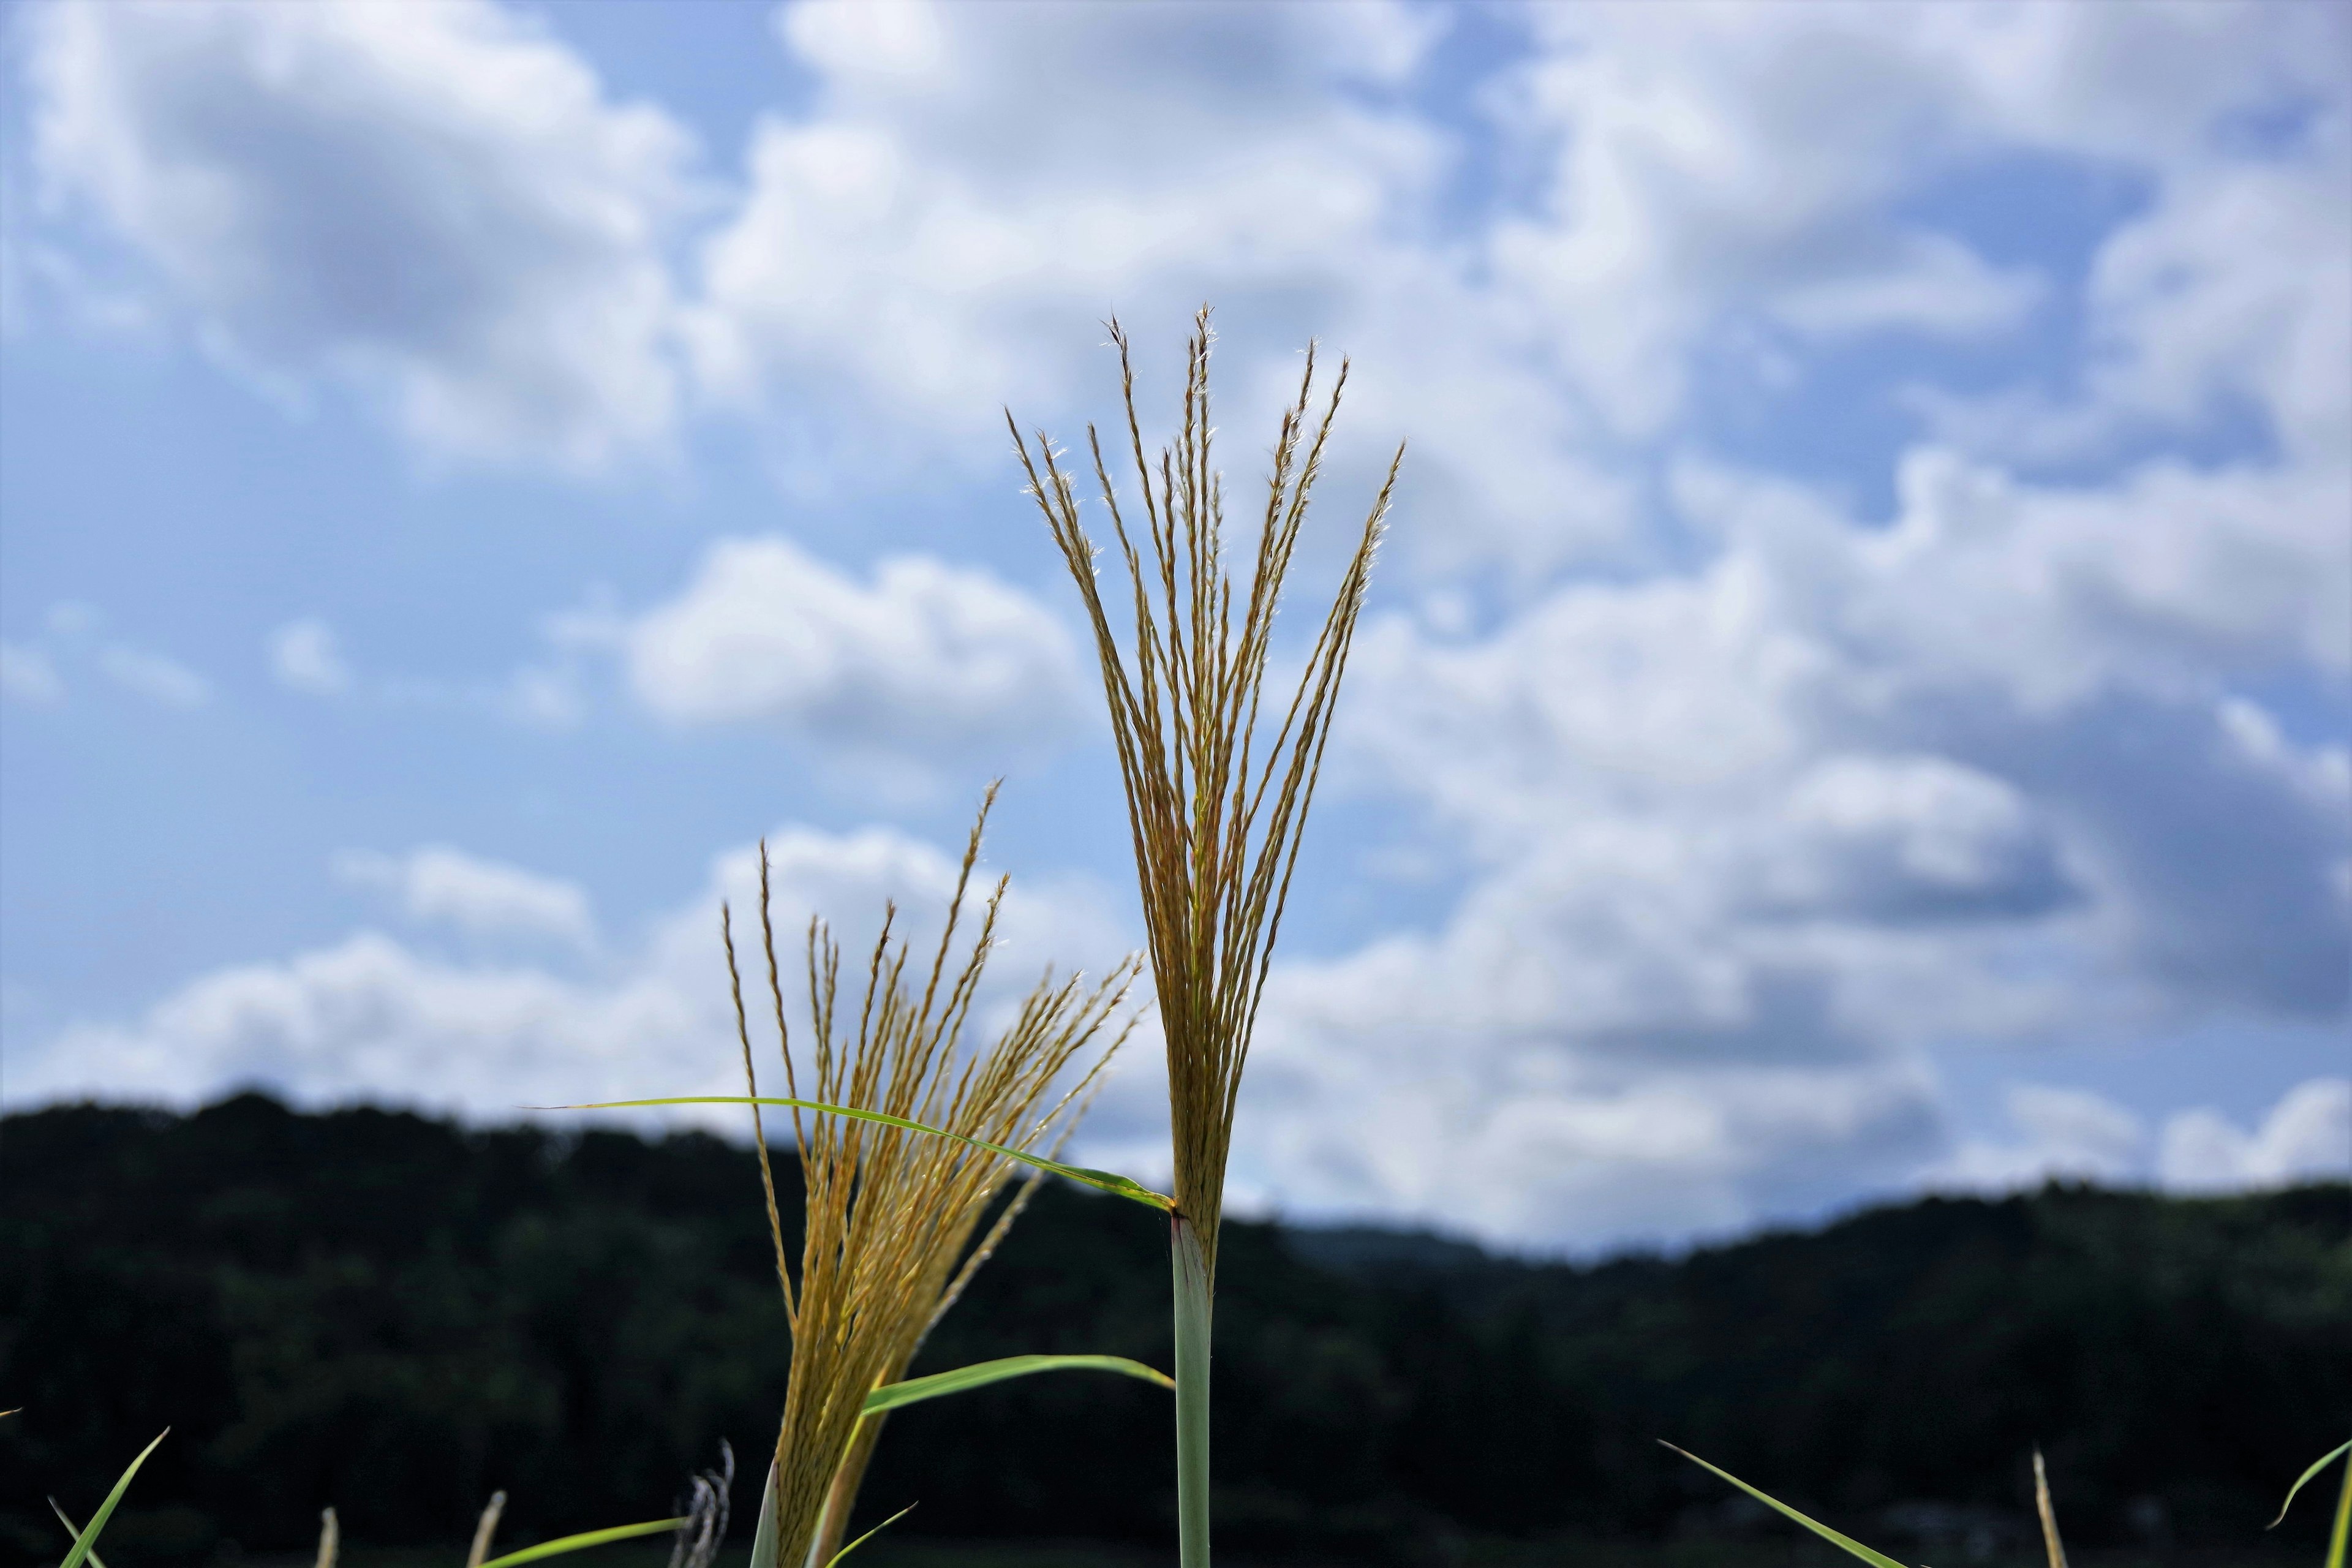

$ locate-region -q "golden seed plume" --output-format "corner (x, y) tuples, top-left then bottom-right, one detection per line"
(1012, 307), (1398, 1284)
(732, 787), (1140, 1566)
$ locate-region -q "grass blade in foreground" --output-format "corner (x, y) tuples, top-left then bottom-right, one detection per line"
(48, 1499), (112, 1568)
(747, 1462), (778, 1568)
(477, 1517), (687, 1568)
(549, 1096), (1169, 1212)
(824, 1503), (914, 1567)
(60, 1430), (167, 1568)
(2268, 1437), (2352, 1568)
(1660, 1443), (1913, 1568)
(862, 1354), (1172, 1415)
(2271, 1438), (2351, 1528)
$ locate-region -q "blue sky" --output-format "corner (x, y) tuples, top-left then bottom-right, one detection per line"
(2, 0), (2345, 1253)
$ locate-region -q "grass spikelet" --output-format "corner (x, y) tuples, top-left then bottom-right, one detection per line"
(1011, 307), (1398, 1281)
(736, 788), (1142, 1567)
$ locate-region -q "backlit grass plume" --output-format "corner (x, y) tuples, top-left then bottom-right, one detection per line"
(1012, 311), (1397, 1278)
(1013, 310), (1398, 1567)
(728, 791), (1142, 1566)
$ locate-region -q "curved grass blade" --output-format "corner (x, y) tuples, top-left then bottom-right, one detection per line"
(1660, 1442), (1913, 1568)
(547, 1096), (1172, 1211)
(824, 1502), (913, 1567)
(61, 1429), (168, 1568)
(2271, 1438), (2352, 1529)
(477, 1517), (687, 1568)
(48, 1499), (111, 1568)
(862, 1354), (1174, 1416)
(746, 1460), (778, 1568)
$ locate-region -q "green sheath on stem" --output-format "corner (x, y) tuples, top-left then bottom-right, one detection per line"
(1172, 1213), (1213, 1568)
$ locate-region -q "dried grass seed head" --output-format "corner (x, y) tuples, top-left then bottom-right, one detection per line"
(727, 790), (1141, 1565)
(1012, 307), (1398, 1282)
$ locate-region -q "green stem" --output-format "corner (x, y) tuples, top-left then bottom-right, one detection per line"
(1172, 1213), (1212, 1568)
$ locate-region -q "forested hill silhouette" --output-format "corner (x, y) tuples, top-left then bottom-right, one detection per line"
(4, 1093), (2345, 1564)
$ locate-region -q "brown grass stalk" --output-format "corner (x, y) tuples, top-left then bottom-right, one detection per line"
(1011, 308), (1397, 1284)
(732, 789), (1140, 1567)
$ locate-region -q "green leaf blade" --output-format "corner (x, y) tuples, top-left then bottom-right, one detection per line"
(1660, 1443), (1913, 1568)
(2270, 1437), (2351, 1529)
(547, 1096), (1173, 1211)
(745, 1459), (778, 1568)
(475, 1517), (685, 1568)
(823, 1502), (914, 1567)
(48, 1499), (111, 1568)
(862, 1354), (1174, 1415)
(60, 1430), (168, 1568)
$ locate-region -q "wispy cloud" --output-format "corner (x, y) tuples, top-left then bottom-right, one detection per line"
(269, 617), (352, 696)
(96, 643), (209, 707)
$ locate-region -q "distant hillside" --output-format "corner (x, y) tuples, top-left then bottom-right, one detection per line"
(4, 1094), (2344, 1565)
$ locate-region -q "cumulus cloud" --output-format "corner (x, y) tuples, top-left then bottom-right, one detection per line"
(1934, 1077), (2351, 1195)
(7, 0), (2345, 1249)
(21, 820), (1138, 1126)
(683, 0), (1636, 569)
(2160, 1079), (2352, 1191)
(1490, 2), (2348, 434)
(688, 0), (1440, 425)
(334, 845), (597, 950)
(1264, 433), (2345, 1240)
(1931, 1084), (2149, 1191)
(269, 617), (351, 695)
(25, 0), (696, 470)
(600, 533), (1085, 756)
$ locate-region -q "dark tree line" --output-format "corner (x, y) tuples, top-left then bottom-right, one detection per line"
(2, 1094), (2344, 1563)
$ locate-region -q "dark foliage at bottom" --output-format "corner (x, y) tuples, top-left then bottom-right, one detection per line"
(2, 1095), (2344, 1564)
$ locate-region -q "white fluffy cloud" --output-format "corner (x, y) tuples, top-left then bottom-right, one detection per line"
(22, 820), (1139, 1127)
(26, 0), (696, 470)
(1491, 2), (2348, 431)
(601, 533), (1085, 755)
(1934, 1077), (2351, 1194)
(1932, 1084), (2152, 1191)
(1254, 425), (2346, 1241)
(334, 845), (597, 950)
(688, 0), (1441, 425)
(7, 1), (2345, 1249)
(2160, 1079), (2352, 1192)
